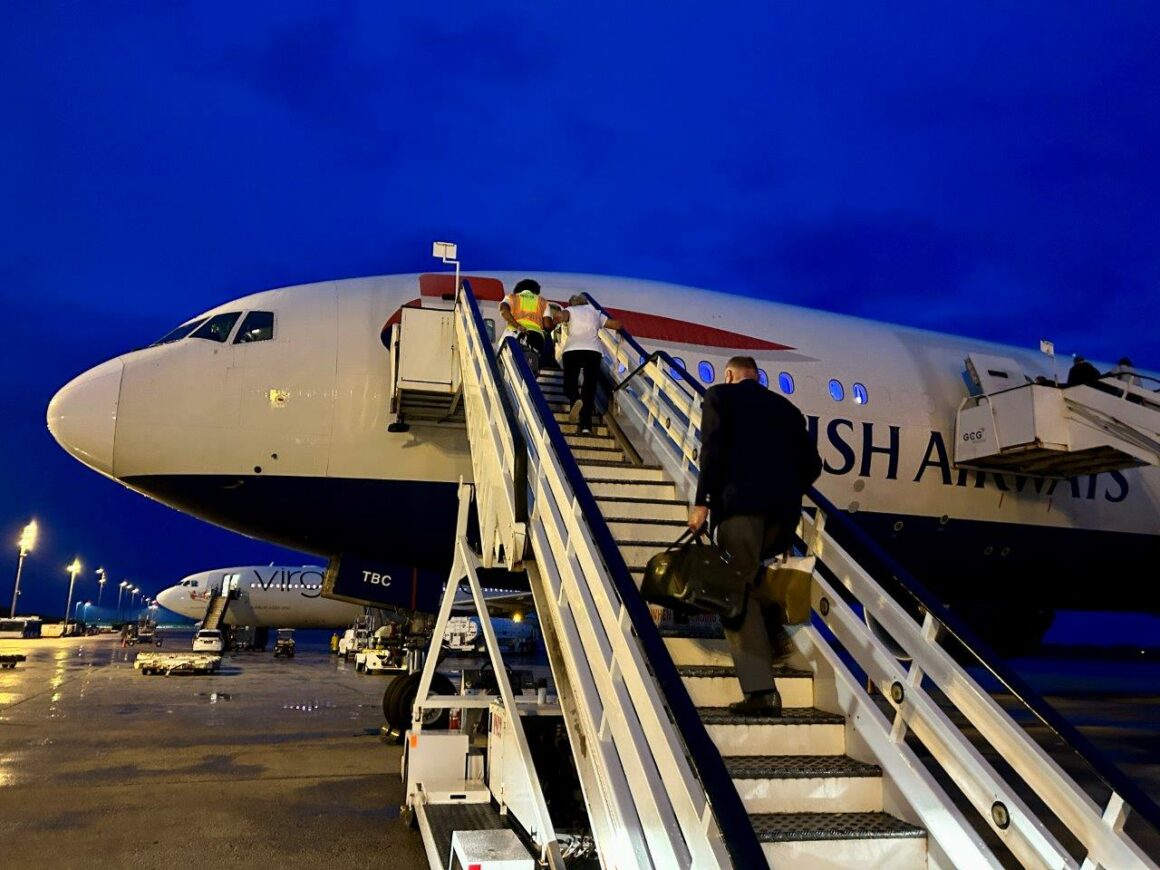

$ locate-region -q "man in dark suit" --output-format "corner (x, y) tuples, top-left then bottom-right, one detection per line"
(689, 356), (822, 716)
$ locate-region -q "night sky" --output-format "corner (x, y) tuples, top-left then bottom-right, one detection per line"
(2, 4), (1158, 627)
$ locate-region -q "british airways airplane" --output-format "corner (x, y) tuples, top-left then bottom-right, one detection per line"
(46, 271), (1160, 648)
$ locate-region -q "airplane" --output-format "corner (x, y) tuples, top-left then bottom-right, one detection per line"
(156, 565), (364, 628)
(154, 564), (537, 628)
(47, 270), (1160, 650)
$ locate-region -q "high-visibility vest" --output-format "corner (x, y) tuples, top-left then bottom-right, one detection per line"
(505, 291), (547, 334)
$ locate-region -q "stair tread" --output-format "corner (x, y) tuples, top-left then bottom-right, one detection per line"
(678, 664), (810, 679)
(749, 811), (925, 842)
(658, 623), (725, 639)
(700, 706), (844, 725)
(725, 755), (881, 780)
(579, 460), (663, 469)
(597, 496), (688, 506)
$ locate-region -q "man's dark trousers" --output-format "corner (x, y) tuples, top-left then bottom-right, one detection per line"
(563, 349), (602, 429)
(717, 513), (793, 696)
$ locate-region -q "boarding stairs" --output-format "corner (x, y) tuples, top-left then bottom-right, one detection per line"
(955, 352), (1160, 477)
(395, 272), (1160, 869)
(200, 591), (229, 632)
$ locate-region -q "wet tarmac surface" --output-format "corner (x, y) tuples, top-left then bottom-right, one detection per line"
(2, 633), (1159, 868)
(0, 633), (426, 869)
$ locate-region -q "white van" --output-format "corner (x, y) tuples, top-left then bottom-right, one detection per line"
(192, 629), (224, 653)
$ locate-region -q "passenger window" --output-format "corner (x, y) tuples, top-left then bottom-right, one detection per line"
(698, 361), (715, 383)
(671, 356), (686, 381)
(853, 383), (868, 405)
(758, 369), (769, 387)
(192, 312), (241, 343)
(151, 318), (208, 347)
(829, 379), (845, 401)
(778, 372), (795, 394)
(234, 311), (275, 344)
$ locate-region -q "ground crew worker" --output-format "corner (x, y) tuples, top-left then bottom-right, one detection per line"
(329, 633), (339, 654)
(500, 279), (553, 365)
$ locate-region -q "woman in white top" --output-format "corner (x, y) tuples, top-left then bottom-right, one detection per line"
(553, 295), (622, 433)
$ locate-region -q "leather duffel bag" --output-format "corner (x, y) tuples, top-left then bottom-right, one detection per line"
(641, 530), (746, 621)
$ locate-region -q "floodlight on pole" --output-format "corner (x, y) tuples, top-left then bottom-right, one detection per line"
(117, 581), (128, 622)
(96, 567), (107, 608)
(9, 519), (38, 618)
(63, 558), (82, 636)
(432, 241), (461, 300)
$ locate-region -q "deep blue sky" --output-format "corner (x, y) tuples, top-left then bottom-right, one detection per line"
(2, 3), (1158, 621)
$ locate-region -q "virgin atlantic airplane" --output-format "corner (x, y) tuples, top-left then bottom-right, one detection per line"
(46, 271), (1160, 648)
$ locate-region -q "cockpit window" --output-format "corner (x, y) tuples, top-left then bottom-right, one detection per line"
(191, 312), (241, 343)
(150, 318), (208, 347)
(234, 311), (275, 344)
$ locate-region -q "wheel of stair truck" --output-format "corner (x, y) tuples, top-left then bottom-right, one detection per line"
(384, 672), (455, 736)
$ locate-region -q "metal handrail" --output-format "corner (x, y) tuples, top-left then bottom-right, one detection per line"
(582, 293), (703, 397)
(459, 279), (528, 524)
(588, 293), (1160, 848)
(807, 486), (1160, 838)
(496, 335), (767, 869)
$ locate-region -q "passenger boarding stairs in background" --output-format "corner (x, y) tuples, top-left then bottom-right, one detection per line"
(955, 352), (1160, 477)
(395, 273), (1160, 869)
(200, 591), (229, 632)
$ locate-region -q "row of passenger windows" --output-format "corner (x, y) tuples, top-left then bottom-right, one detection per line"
(665, 357), (869, 404)
(151, 310), (275, 347)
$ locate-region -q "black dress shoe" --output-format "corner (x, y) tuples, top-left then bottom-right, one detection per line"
(728, 691), (782, 717)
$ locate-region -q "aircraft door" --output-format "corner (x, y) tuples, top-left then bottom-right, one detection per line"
(225, 574), (241, 600)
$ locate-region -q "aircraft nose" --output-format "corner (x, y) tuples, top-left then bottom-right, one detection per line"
(155, 586), (178, 611)
(47, 358), (124, 476)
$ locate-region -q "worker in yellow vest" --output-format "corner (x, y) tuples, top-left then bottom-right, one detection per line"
(500, 278), (553, 371)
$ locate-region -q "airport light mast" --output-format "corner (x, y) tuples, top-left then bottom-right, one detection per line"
(117, 580), (128, 622)
(95, 567), (107, 608)
(63, 558), (82, 636)
(8, 519), (38, 618)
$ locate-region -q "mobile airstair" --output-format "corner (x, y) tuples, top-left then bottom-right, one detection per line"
(200, 590), (230, 632)
(388, 259), (1160, 869)
(955, 352), (1160, 477)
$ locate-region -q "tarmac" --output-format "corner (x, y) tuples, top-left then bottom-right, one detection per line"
(0, 632), (427, 869)
(2, 633), (1159, 868)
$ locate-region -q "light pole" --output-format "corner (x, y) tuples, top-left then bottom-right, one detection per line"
(96, 567), (107, 609)
(63, 558), (82, 636)
(117, 581), (128, 622)
(9, 520), (38, 618)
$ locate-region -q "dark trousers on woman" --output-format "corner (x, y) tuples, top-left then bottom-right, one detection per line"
(563, 350), (602, 430)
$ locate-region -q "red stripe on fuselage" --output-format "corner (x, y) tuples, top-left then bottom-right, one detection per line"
(604, 308), (794, 351)
(416, 274), (794, 351)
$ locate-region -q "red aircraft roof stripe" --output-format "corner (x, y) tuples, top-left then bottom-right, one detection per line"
(416, 274), (794, 350)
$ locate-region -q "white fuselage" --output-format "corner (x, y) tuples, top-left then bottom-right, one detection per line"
(156, 566), (364, 629)
(48, 271), (1160, 618)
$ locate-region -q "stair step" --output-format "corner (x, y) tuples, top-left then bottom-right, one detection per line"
(566, 435), (620, 450)
(662, 634), (733, 667)
(606, 518), (689, 542)
(558, 422), (610, 437)
(552, 411), (603, 425)
(658, 623), (725, 639)
(678, 664), (813, 708)
(589, 480), (677, 500)
(574, 449), (626, 464)
(754, 812), (926, 867)
(578, 462), (667, 481)
(727, 756), (884, 814)
(701, 706), (846, 757)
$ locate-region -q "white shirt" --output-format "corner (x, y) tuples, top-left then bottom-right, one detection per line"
(561, 304), (608, 354)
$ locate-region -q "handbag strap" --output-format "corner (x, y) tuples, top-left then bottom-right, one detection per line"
(667, 528), (706, 551)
